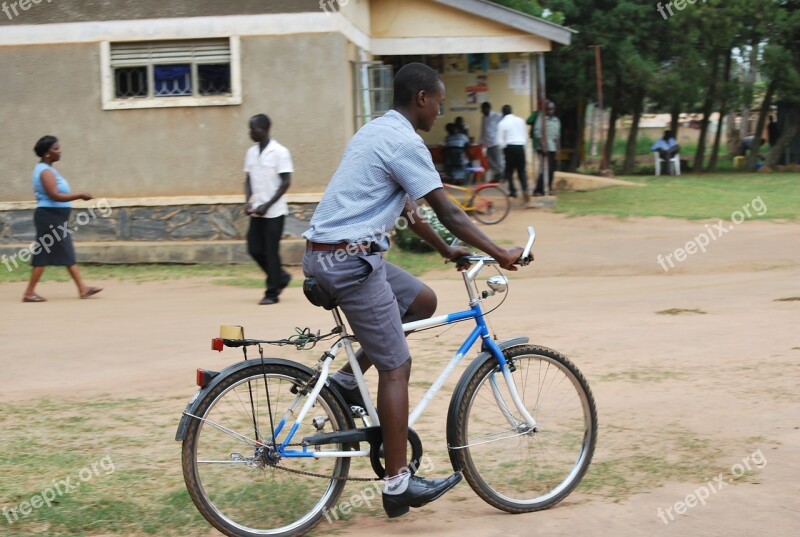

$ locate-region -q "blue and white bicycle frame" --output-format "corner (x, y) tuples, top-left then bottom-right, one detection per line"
(272, 227), (537, 460)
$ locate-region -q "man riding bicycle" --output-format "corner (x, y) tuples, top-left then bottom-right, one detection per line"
(302, 62), (523, 518)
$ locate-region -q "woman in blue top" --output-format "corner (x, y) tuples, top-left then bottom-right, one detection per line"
(22, 136), (102, 302)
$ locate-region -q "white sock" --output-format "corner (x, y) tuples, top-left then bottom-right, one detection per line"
(383, 470), (410, 495)
(332, 371), (358, 390)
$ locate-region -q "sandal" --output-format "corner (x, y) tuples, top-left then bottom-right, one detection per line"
(22, 294), (47, 303)
(80, 287), (103, 299)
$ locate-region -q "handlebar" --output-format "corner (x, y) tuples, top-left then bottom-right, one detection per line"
(450, 226), (536, 267)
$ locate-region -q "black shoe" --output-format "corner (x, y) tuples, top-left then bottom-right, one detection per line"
(382, 473), (463, 518)
(329, 377), (366, 409)
(259, 296), (278, 305)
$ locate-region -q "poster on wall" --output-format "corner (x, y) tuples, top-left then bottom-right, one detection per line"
(465, 75), (488, 104)
(488, 53), (509, 71)
(467, 53), (488, 73)
(444, 54), (467, 74)
(508, 60), (531, 92)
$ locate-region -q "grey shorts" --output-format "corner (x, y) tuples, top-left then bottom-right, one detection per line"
(302, 250), (424, 371)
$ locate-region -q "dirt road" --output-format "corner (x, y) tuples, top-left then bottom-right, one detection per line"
(1, 209), (798, 536)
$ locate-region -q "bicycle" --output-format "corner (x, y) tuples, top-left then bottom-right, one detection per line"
(441, 166), (512, 225)
(176, 227), (597, 537)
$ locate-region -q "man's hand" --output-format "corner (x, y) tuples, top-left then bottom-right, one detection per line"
(244, 203), (253, 215)
(253, 203), (268, 216)
(496, 247), (525, 271)
(442, 245), (472, 270)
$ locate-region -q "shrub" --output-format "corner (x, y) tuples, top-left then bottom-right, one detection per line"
(393, 205), (455, 252)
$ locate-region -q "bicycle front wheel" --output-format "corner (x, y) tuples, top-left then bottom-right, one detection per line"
(181, 363), (352, 537)
(448, 345), (597, 513)
(469, 185), (511, 225)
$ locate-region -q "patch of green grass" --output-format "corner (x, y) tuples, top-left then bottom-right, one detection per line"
(384, 247), (448, 276)
(579, 426), (726, 501)
(656, 308), (707, 315)
(556, 173), (800, 220)
(0, 252), (446, 284)
(598, 368), (686, 383)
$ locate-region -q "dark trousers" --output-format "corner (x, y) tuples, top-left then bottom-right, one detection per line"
(503, 145), (528, 196)
(247, 215), (290, 298)
(535, 151), (557, 194)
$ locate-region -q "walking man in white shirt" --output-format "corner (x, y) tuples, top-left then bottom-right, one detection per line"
(479, 102), (504, 181)
(497, 104), (530, 201)
(244, 113), (293, 305)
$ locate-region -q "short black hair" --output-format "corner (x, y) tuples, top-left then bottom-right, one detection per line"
(502, 105), (512, 115)
(393, 63), (443, 107)
(481, 102), (491, 111)
(34, 135), (58, 157)
(446, 123), (457, 135)
(664, 130), (673, 139)
(250, 114), (271, 130)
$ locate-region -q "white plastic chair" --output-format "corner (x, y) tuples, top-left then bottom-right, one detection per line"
(654, 152), (681, 176)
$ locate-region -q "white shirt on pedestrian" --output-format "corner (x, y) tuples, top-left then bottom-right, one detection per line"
(497, 114), (528, 148)
(244, 139), (294, 219)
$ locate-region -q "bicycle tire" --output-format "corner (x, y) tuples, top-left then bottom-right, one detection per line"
(447, 345), (597, 513)
(469, 185), (511, 225)
(182, 363), (353, 537)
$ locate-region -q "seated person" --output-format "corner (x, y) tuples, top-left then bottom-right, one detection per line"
(651, 130), (680, 174)
(454, 116), (470, 137)
(443, 123), (470, 183)
(738, 134), (766, 159)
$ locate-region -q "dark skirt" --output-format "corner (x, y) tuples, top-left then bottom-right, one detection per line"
(31, 207), (76, 267)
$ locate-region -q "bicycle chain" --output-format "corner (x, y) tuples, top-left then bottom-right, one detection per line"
(261, 442), (381, 482)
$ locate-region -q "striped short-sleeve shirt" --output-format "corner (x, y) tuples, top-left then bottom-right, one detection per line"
(303, 110), (442, 250)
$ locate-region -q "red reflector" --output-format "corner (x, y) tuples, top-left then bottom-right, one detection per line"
(196, 369), (219, 388)
(211, 338), (224, 352)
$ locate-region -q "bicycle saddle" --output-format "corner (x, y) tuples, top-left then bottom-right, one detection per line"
(303, 277), (337, 310)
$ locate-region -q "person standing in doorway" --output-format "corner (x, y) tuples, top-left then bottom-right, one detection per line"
(497, 104), (530, 201)
(533, 101), (561, 196)
(479, 102), (504, 181)
(244, 114), (293, 305)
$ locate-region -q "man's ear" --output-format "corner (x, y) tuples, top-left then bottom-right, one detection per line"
(416, 90), (427, 108)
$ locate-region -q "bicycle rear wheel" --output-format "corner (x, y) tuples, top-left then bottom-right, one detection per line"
(448, 345), (597, 513)
(181, 363), (353, 537)
(469, 185), (511, 225)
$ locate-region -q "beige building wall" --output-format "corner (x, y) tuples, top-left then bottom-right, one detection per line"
(372, 0), (537, 39)
(0, 33), (352, 201)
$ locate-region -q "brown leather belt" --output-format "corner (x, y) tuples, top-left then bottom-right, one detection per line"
(306, 240), (372, 253)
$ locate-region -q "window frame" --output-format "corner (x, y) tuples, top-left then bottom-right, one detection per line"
(100, 37), (242, 110)
(353, 61), (393, 129)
